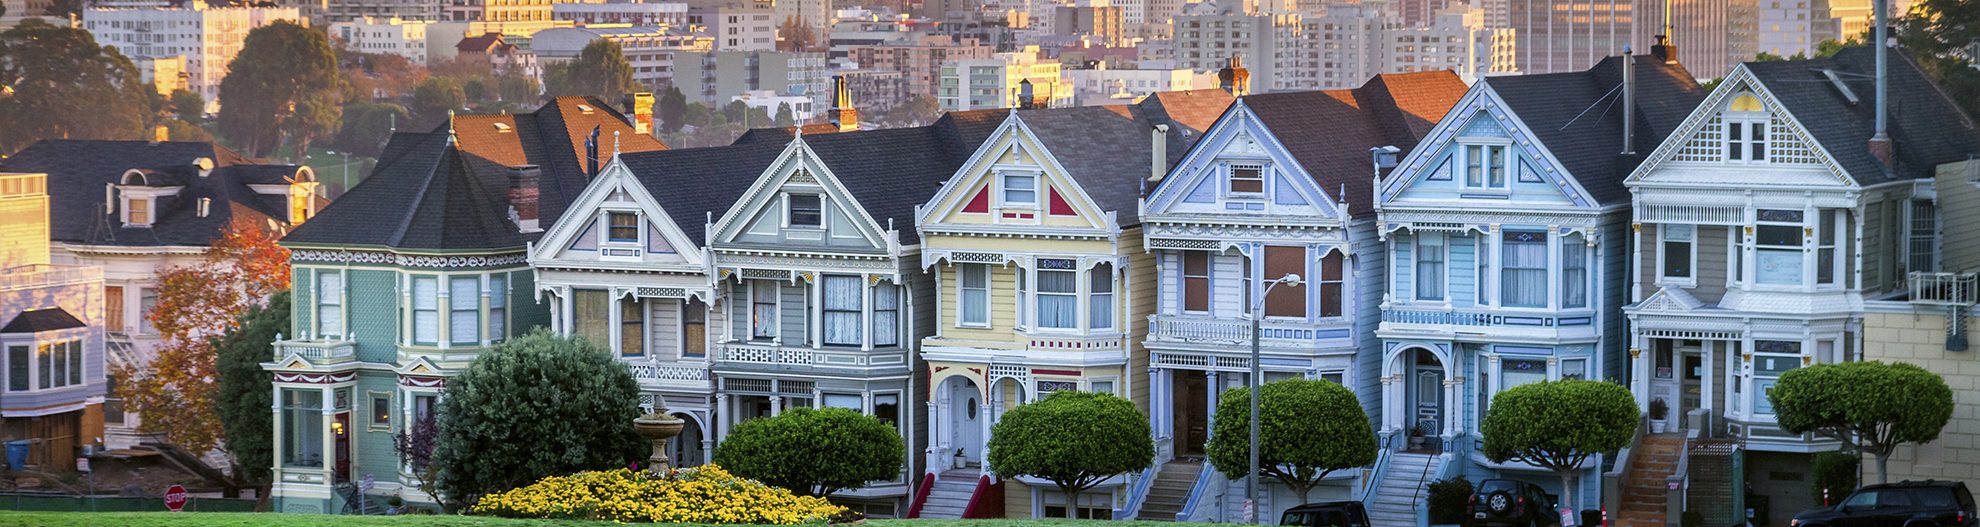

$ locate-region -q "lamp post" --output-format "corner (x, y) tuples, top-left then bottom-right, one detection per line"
(1248, 272), (1301, 524)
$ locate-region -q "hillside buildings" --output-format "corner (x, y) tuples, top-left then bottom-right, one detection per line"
(82, 3), (303, 113)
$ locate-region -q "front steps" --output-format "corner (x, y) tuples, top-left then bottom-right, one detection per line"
(1136, 460), (1205, 521)
(917, 468), (979, 519)
(1613, 434), (1685, 527)
(1367, 452), (1437, 527)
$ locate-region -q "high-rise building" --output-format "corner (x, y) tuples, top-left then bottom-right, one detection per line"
(1507, 0), (1639, 74)
(1293, 4), (1516, 90)
(687, 2), (778, 51)
(1638, 0), (1758, 78)
(330, 17), (435, 64)
(1170, 2), (1302, 89)
(673, 50), (831, 110)
(937, 47), (1074, 110)
(83, 4), (303, 112)
(845, 36), (996, 97)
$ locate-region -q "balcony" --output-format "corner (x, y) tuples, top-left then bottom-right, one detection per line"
(716, 342), (908, 371)
(1908, 271), (1979, 305)
(1378, 305), (1598, 340)
(1146, 315), (1351, 348)
(274, 339), (357, 364)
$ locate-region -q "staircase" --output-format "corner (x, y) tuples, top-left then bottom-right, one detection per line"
(1136, 461), (1205, 521)
(1614, 434), (1685, 527)
(917, 469), (979, 519)
(1367, 452), (1437, 527)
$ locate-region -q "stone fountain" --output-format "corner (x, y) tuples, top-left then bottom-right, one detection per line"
(633, 405), (687, 475)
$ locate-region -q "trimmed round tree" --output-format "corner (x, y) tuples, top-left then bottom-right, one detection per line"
(714, 406), (906, 496)
(987, 390), (1153, 518)
(1206, 379), (1377, 504)
(431, 330), (646, 508)
(1770, 361), (1952, 484)
(1480, 379), (1637, 510)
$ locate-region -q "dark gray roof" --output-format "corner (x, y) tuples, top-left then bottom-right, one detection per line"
(1743, 46), (1980, 184)
(0, 140), (310, 247)
(620, 141), (786, 248)
(1484, 55), (1705, 205)
(1009, 100), (1231, 226)
(2, 307), (85, 334)
(1239, 71), (1471, 218)
(282, 130), (526, 251)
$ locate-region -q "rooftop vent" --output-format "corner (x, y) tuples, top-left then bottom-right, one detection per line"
(1820, 69), (1861, 106)
(494, 122), (512, 133)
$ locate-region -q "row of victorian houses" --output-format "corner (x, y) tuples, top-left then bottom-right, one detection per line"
(250, 43), (1978, 526)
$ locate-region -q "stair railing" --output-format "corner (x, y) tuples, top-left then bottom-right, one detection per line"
(1601, 414), (1649, 520)
(1355, 432), (1399, 507)
(1112, 464), (1160, 520)
(1664, 430), (1696, 525)
(1174, 463), (1219, 521)
(904, 471), (937, 518)
(1414, 441), (1461, 527)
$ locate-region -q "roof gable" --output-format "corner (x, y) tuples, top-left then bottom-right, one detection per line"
(1234, 71), (1469, 217)
(1626, 68), (1855, 188)
(918, 113), (1114, 234)
(709, 138), (895, 252)
(1380, 86), (1599, 210)
(531, 155), (704, 268)
(0, 139), (309, 248)
(1145, 102), (1342, 220)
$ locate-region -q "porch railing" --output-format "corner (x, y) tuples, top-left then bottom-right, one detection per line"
(625, 362), (708, 382)
(717, 343), (907, 368)
(1909, 271), (1980, 305)
(274, 339), (357, 362)
(1146, 315), (1348, 345)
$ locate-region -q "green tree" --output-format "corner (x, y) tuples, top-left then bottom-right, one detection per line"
(1770, 361), (1953, 483)
(171, 89), (207, 124)
(214, 291), (287, 510)
(714, 407), (905, 497)
(1206, 379), (1377, 504)
(411, 77), (466, 127)
(160, 119), (215, 143)
(543, 39), (637, 102)
(431, 330), (646, 508)
(217, 21), (343, 159)
(774, 102), (795, 126)
(0, 19), (150, 155)
(1480, 380), (1637, 510)
(657, 86), (688, 134)
(987, 391), (1152, 518)
(1896, 0), (1980, 117)
(334, 102), (408, 158)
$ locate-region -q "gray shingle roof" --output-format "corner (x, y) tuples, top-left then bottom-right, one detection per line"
(0, 140), (309, 247)
(1485, 55), (1705, 205)
(1, 307), (85, 333)
(1239, 71), (1471, 218)
(282, 130), (526, 251)
(1742, 46), (1980, 184)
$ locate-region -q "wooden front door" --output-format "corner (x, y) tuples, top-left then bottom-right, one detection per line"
(1174, 371), (1208, 458)
(333, 412), (352, 483)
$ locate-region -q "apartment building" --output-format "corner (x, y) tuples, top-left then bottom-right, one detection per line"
(330, 17), (433, 64)
(672, 50), (830, 111)
(532, 27), (714, 90)
(83, 3), (303, 112)
(936, 47), (1074, 111)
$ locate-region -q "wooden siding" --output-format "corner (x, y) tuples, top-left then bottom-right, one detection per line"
(1123, 227), (1155, 414)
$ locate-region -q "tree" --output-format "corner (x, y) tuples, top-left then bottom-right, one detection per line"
(217, 21), (342, 159)
(160, 119), (215, 143)
(777, 16), (817, 52)
(393, 413), (442, 506)
(334, 102), (409, 158)
(773, 102), (796, 126)
(543, 39), (636, 102)
(411, 77), (466, 127)
(214, 291), (288, 509)
(171, 89), (207, 124)
(1770, 361), (1953, 484)
(1896, 0), (1980, 117)
(112, 222), (291, 495)
(657, 87), (688, 134)
(0, 19), (150, 155)
(431, 330), (646, 508)
(1480, 380), (1637, 511)
(1206, 379), (1377, 504)
(714, 407), (905, 497)
(880, 95), (940, 127)
(987, 391), (1152, 518)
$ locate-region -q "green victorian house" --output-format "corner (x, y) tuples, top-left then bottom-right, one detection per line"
(265, 97), (665, 513)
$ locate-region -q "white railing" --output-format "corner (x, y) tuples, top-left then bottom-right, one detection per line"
(626, 362), (708, 382)
(1146, 315), (1346, 345)
(275, 339), (357, 361)
(0, 265), (100, 290)
(1909, 271), (1979, 305)
(717, 343), (906, 368)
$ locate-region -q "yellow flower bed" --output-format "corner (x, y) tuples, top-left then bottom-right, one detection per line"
(471, 465), (847, 524)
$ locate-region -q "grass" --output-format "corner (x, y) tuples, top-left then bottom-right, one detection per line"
(0, 513), (1203, 527)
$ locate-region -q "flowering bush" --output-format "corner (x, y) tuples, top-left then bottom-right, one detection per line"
(470, 465), (847, 524)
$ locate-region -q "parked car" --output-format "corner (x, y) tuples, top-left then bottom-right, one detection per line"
(1280, 501), (1371, 527)
(1467, 479), (1561, 527)
(1791, 480), (1976, 527)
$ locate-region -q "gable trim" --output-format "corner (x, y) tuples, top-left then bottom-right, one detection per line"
(708, 137), (896, 251)
(916, 112), (1115, 233)
(528, 155), (707, 268)
(1624, 64), (1857, 188)
(1378, 85), (1601, 209)
(1145, 100), (1343, 219)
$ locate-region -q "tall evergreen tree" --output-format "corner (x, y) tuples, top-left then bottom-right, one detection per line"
(215, 291), (288, 509)
(217, 21), (342, 159)
(0, 19), (150, 155)
(543, 39), (637, 102)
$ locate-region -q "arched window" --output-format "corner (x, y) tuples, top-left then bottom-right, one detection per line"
(1724, 93), (1768, 162)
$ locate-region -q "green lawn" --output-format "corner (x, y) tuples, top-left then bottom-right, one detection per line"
(0, 513), (1202, 527)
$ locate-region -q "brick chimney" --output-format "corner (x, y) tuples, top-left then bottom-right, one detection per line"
(1018, 79), (1037, 109)
(152, 124), (169, 144)
(624, 92), (654, 136)
(1218, 55), (1250, 97)
(831, 76), (858, 132)
(508, 164), (542, 233)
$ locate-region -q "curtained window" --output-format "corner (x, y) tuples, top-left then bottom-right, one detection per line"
(1036, 269), (1077, 329)
(1661, 224), (1694, 279)
(573, 289), (611, 348)
(1089, 263), (1114, 329)
(750, 281), (779, 340)
(1415, 233), (1445, 301)
(412, 277), (439, 344)
(873, 282), (899, 346)
(959, 264), (989, 326)
(824, 275), (863, 346)
(682, 297), (707, 357)
(1562, 234), (1587, 308)
(449, 277), (480, 344)
(488, 274), (507, 342)
(1500, 231), (1547, 307)
(620, 297), (644, 356)
(1318, 252), (1344, 317)
(317, 271), (343, 338)
(1264, 246), (1306, 317)
(1182, 252), (1210, 313)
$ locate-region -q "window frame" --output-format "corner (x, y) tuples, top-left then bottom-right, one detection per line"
(1089, 263), (1115, 331)
(1262, 245), (1307, 318)
(1460, 142), (1510, 191)
(957, 264), (991, 328)
(411, 276), (440, 346)
(124, 196), (153, 226)
(1724, 116), (1768, 163)
(317, 270), (344, 339)
(448, 276), (481, 346)
(1562, 234), (1588, 309)
(999, 172), (1038, 209)
(1181, 251), (1211, 314)
(487, 274), (508, 342)
(1413, 232), (1447, 302)
(1226, 163), (1265, 197)
(605, 211), (640, 244)
(1752, 209), (1807, 287)
(787, 193), (824, 228)
(1034, 266), (1079, 330)
(1658, 224), (1697, 286)
(822, 274), (864, 347)
(1317, 251), (1344, 318)
(1499, 230), (1549, 308)
(749, 280), (780, 341)
(872, 280), (900, 347)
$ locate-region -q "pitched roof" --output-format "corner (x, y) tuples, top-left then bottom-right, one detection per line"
(1484, 55), (1705, 205)
(515, 97), (670, 223)
(732, 124), (844, 144)
(0, 140), (310, 247)
(1742, 46), (1980, 184)
(1138, 89), (1237, 139)
(282, 129), (527, 251)
(1240, 71), (1470, 218)
(456, 33), (504, 53)
(1, 307), (85, 334)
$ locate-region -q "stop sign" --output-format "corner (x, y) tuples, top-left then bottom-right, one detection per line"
(164, 484), (188, 512)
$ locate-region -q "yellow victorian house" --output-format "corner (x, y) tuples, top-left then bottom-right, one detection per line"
(911, 93), (1229, 519)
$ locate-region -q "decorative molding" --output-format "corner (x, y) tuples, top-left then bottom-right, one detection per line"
(634, 287), (689, 298)
(719, 252), (897, 271)
(275, 371), (358, 384)
(292, 249), (527, 269)
(398, 375), (447, 388)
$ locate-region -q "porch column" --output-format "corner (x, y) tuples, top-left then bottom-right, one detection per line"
(271, 387), (284, 476)
(1382, 356), (1403, 433)
(926, 393), (944, 471)
(1631, 334), (1650, 411)
(978, 398), (993, 470)
(319, 386), (335, 475)
(1702, 341), (1716, 420)
(1442, 375), (1461, 441)
(715, 394), (731, 439)
(769, 395), (783, 417)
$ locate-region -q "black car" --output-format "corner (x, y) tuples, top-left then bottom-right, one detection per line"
(1468, 479), (1561, 527)
(1280, 501), (1371, 527)
(1791, 480), (1977, 527)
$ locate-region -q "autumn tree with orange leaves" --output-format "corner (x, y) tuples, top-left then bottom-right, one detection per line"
(112, 221), (290, 494)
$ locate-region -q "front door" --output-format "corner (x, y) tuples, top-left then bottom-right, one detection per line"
(950, 380), (981, 467)
(333, 412), (352, 484)
(1679, 352), (1703, 429)
(1174, 371), (1208, 458)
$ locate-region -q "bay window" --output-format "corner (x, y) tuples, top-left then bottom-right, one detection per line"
(1660, 224), (1694, 282)
(1752, 340), (1801, 414)
(1754, 209), (1805, 285)
(1560, 358), (1587, 381)
(959, 264), (989, 326)
(281, 388), (324, 468)
(620, 297), (644, 356)
(873, 281), (899, 346)
(317, 271), (342, 339)
(1318, 252), (1344, 317)
(1015, 271), (1027, 329)
(1182, 252), (1210, 313)
(1036, 263), (1078, 329)
(1263, 246), (1305, 317)
(449, 277), (480, 345)
(1414, 233), (1445, 301)
(1562, 234), (1587, 308)
(1089, 263), (1114, 330)
(750, 280), (779, 340)
(823, 275), (862, 346)
(1476, 236), (1490, 303)
(1818, 210), (1839, 285)
(1500, 231), (1547, 307)
(6, 345), (24, 391)
(573, 289), (611, 347)
(412, 277), (439, 345)
(1500, 357), (1548, 391)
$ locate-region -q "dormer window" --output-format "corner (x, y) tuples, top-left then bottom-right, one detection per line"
(788, 194), (823, 227)
(606, 212), (639, 243)
(1725, 93), (1768, 162)
(125, 197), (153, 226)
(1462, 144), (1508, 190)
(1001, 173), (1037, 207)
(1227, 164), (1264, 196)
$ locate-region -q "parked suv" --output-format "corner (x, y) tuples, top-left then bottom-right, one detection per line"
(1280, 501), (1370, 527)
(1468, 479), (1560, 527)
(1792, 480), (1977, 527)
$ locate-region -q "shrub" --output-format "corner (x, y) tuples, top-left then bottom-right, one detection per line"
(1426, 476), (1473, 524)
(471, 465), (845, 524)
(988, 391), (1153, 518)
(714, 407), (905, 497)
(1811, 451), (1860, 505)
(1206, 379), (1377, 505)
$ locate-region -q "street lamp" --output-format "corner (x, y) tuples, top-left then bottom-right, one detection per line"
(1248, 272), (1301, 524)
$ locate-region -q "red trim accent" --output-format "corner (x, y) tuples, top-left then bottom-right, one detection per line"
(1031, 368), (1081, 376)
(961, 475), (1006, 518)
(905, 471), (937, 518)
(1048, 188), (1076, 216)
(962, 187), (990, 213)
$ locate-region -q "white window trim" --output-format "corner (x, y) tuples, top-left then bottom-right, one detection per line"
(1747, 209), (1811, 291)
(1656, 224), (1698, 288)
(1457, 141), (1512, 192)
(1224, 162), (1266, 199)
(956, 264), (991, 329)
(2, 331), (87, 393)
(122, 196), (155, 227)
(783, 192), (826, 230)
(599, 209), (644, 262)
(1723, 116), (1769, 164)
(1180, 251), (1213, 315)
(1032, 265), (1081, 333)
(997, 170), (1040, 210)
(1412, 232), (1449, 303)
(316, 269), (346, 340)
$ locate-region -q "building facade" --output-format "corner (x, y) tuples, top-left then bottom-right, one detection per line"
(331, 17), (433, 64)
(937, 48), (1074, 111)
(531, 27), (714, 91)
(83, 4), (304, 111)
(0, 172), (109, 474)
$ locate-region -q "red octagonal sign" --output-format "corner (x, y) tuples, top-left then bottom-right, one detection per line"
(164, 484), (188, 512)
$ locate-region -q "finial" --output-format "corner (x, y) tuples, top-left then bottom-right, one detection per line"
(446, 110), (457, 146)
(613, 130), (621, 157)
